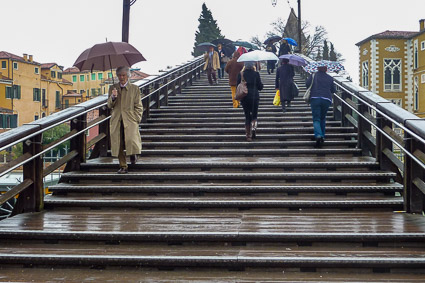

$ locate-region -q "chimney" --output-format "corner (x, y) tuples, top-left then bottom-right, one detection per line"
(420, 19), (425, 31)
(23, 54), (28, 61)
(29, 55), (33, 62)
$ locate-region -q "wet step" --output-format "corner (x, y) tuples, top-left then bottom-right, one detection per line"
(49, 182), (403, 194)
(142, 121), (342, 128)
(44, 195), (403, 210)
(0, 211), (421, 243)
(141, 133), (357, 141)
(1, 268), (424, 283)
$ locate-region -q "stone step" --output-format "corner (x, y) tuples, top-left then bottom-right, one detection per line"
(60, 171), (395, 182)
(49, 182), (403, 194)
(142, 121), (342, 128)
(44, 194), (403, 210)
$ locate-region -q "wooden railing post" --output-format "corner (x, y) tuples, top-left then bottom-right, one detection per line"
(66, 114), (87, 172)
(404, 135), (425, 213)
(12, 133), (44, 215)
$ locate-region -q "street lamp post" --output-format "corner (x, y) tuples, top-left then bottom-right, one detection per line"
(122, 0), (137, 43)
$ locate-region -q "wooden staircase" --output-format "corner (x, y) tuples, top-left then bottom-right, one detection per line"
(1, 72), (425, 282)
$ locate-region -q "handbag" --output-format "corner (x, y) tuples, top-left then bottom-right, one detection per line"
(303, 73), (315, 103)
(235, 71), (248, 100)
(273, 90), (281, 106)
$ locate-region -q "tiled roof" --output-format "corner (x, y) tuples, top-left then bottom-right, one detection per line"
(356, 30), (418, 46)
(0, 51), (40, 65)
(63, 67), (86, 73)
(41, 63), (57, 69)
(0, 74), (12, 81)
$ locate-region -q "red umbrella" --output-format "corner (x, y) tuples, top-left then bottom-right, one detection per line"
(73, 42), (146, 81)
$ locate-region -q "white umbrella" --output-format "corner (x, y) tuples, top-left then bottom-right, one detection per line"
(237, 50), (279, 62)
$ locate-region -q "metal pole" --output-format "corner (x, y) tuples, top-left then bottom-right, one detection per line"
(297, 0), (302, 53)
(122, 0), (130, 42)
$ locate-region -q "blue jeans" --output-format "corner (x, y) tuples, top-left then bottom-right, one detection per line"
(310, 98), (331, 139)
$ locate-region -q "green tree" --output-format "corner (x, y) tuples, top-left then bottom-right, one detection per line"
(322, 40), (329, 60)
(192, 3), (224, 56)
(329, 42), (337, 61)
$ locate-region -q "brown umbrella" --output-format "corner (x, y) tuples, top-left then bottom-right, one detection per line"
(73, 41), (146, 83)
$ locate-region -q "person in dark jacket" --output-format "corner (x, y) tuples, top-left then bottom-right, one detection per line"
(237, 61), (264, 141)
(266, 43), (277, 74)
(278, 40), (291, 57)
(217, 44), (226, 79)
(275, 58), (295, 112)
(305, 65), (336, 148)
(225, 52), (244, 108)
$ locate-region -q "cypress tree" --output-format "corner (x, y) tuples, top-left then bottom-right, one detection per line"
(329, 42), (337, 61)
(322, 40), (329, 60)
(192, 3), (224, 56)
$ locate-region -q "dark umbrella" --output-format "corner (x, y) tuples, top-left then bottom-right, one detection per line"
(73, 41), (146, 85)
(211, 38), (234, 46)
(264, 35), (282, 45)
(234, 41), (260, 50)
(196, 42), (217, 53)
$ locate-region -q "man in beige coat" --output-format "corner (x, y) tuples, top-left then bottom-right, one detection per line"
(203, 46), (220, 85)
(107, 66), (143, 174)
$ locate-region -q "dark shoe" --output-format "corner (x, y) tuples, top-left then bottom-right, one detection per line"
(314, 137), (323, 148)
(245, 124), (252, 142)
(251, 120), (257, 139)
(117, 167), (128, 174)
(287, 101), (291, 107)
(130, 155), (138, 165)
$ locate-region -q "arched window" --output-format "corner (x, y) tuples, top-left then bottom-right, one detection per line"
(384, 59), (401, 91)
(414, 76), (419, 111)
(362, 61), (369, 88)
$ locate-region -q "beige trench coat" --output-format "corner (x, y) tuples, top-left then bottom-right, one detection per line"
(107, 83), (143, 157)
(203, 51), (220, 71)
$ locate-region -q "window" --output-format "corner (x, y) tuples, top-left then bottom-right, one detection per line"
(34, 115), (39, 121)
(80, 75), (85, 82)
(91, 73), (96, 81)
(1, 61), (6, 69)
(414, 41), (418, 69)
(51, 71), (56, 78)
(0, 114), (18, 129)
(421, 41), (425, 51)
(422, 74), (425, 84)
(58, 72), (62, 79)
(7, 85), (21, 99)
(414, 76), (419, 111)
(362, 61), (369, 88)
(35, 67), (39, 74)
(80, 89), (84, 94)
(65, 100), (69, 108)
(55, 91), (61, 109)
(72, 75), (77, 82)
(42, 113), (46, 118)
(42, 89), (47, 108)
(33, 88), (41, 101)
(13, 62), (18, 70)
(91, 88), (96, 96)
(108, 73), (112, 78)
(86, 74), (89, 81)
(384, 59), (401, 91)
(98, 73), (103, 80)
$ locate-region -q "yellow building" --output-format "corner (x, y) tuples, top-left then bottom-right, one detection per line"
(356, 19), (425, 117)
(0, 51), (73, 128)
(62, 67), (113, 98)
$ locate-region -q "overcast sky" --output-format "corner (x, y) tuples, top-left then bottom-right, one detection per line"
(2, 0), (424, 83)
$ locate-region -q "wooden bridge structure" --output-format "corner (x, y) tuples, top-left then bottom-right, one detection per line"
(1, 56), (425, 281)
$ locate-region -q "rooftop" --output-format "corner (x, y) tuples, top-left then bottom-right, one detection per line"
(356, 30), (419, 46)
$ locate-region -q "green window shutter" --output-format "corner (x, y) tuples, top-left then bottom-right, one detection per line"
(98, 73), (103, 80)
(72, 75), (77, 82)
(17, 85), (21, 99)
(1, 61), (6, 68)
(0, 114), (3, 128)
(55, 91), (61, 108)
(80, 75), (84, 82)
(91, 73), (96, 81)
(11, 115), (17, 128)
(5, 86), (11, 98)
(33, 88), (36, 101)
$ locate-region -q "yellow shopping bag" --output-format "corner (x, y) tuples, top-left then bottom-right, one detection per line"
(273, 90), (281, 106)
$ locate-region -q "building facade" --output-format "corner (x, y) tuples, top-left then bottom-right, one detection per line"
(356, 19), (425, 117)
(0, 52), (73, 128)
(62, 67), (113, 98)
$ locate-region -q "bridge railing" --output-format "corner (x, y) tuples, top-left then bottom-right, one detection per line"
(0, 56), (205, 217)
(298, 54), (425, 214)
